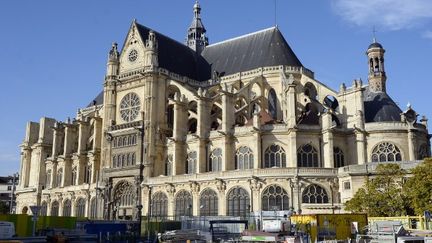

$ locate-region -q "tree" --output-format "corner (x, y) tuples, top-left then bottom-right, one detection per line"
(404, 158), (432, 215)
(0, 201), (9, 214)
(344, 163), (411, 217)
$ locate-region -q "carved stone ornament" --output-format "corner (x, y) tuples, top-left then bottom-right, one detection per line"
(249, 177), (262, 192)
(165, 183), (176, 196)
(215, 179), (226, 193)
(189, 181), (200, 194)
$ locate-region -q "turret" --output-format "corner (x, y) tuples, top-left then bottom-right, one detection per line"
(145, 30), (159, 67)
(186, 0), (208, 54)
(367, 39), (386, 92)
(106, 42), (119, 79)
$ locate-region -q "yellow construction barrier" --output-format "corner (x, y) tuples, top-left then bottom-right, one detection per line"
(291, 214), (368, 242)
(369, 216), (430, 230)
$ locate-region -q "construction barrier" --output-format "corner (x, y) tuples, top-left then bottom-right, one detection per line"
(290, 214), (368, 242)
(369, 216), (431, 231)
(0, 214), (78, 237)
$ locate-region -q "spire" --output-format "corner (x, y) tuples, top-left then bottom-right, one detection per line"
(187, 0), (208, 54)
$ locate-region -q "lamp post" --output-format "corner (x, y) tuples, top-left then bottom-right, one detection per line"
(9, 172), (18, 214)
(135, 111), (145, 240)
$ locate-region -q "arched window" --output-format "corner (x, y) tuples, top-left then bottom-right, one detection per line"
(56, 169), (63, 187)
(175, 190), (193, 219)
(371, 142), (402, 162)
(75, 198), (86, 217)
(45, 170), (51, 189)
(165, 154), (173, 176)
(131, 153), (136, 165)
(89, 198), (97, 219)
(261, 185), (289, 211)
(112, 156), (118, 168)
(302, 184), (329, 204)
(152, 192), (168, 217)
(186, 151), (197, 174)
(334, 147), (345, 168)
(126, 153), (131, 166)
(264, 145), (286, 168)
(200, 189), (218, 216)
(417, 144), (429, 160)
(63, 199), (71, 217)
(113, 181), (135, 207)
(268, 89), (278, 119)
(71, 167), (77, 185)
(84, 164), (91, 184)
(209, 148), (222, 172)
(51, 201), (59, 216)
(235, 146), (254, 170)
(131, 134), (137, 145)
(297, 144), (319, 167)
(40, 201), (48, 216)
(227, 187), (250, 217)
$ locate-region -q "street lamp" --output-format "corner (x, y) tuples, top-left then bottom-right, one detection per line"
(9, 172), (18, 214)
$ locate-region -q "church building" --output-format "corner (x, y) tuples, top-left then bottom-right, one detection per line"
(16, 2), (430, 220)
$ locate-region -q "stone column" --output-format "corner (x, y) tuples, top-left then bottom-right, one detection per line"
(322, 112), (334, 168)
(355, 110), (366, 164)
(165, 184), (176, 218)
(221, 91), (235, 171)
(190, 182), (200, 216)
(197, 96), (210, 173)
(249, 178), (262, 213)
(172, 96), (187, 175)
(288, 131), (297, 167)
(20, 147), (32, 188)
(216, 180), (226, 216)
(407, 129), (416, 161)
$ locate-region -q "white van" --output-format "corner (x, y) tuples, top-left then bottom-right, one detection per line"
(0, 221), (15, 239)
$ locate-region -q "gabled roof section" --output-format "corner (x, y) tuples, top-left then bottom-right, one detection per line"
(135, 23), (211, 81)
(201, 27), (302, 77)
(87, 91), (104, 107)
(363, 87), (402, 123)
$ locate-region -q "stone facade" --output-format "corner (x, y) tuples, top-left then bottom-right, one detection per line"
(16, 3), (430, 219)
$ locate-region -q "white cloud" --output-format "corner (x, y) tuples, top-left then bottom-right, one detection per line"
(422, 30), (432, 39)
(331, 0), (432, 30)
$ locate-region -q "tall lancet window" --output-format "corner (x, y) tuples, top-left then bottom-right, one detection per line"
(268, 89), (278, 119)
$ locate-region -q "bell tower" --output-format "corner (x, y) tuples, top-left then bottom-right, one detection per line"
(367, 39), (387, 92)
(186, 0), (208, 54)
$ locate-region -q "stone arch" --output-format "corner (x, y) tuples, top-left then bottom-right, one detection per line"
(199, 188), (218, 216)
(226, 186), (250, 217)
(151, 191), (168, 217)
(210, 103), (222, 130)
(261, 184), (290, 211)
(21, 206), (29, 215)
(302, 184), (329, 204)
(304, 82), (318, 100)
(371, 142), (403, 162)
(323, 95), (339, 111)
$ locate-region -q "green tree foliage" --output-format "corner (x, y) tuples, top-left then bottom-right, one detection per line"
(0, 201), (9, 214)
(344, 163), (411, 217)
(404, 158), (432, 215)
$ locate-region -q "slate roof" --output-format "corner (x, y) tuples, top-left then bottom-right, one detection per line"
(201, 27), (303, 77)
(368, 42), (383, 49)
(87, 91), (104, 107)
(136, 24), (211, 81)
(87, 25), (304, 106)
(363, 87), (402, 123)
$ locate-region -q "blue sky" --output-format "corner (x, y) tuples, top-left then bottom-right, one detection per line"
(0, 0), (431, 175)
